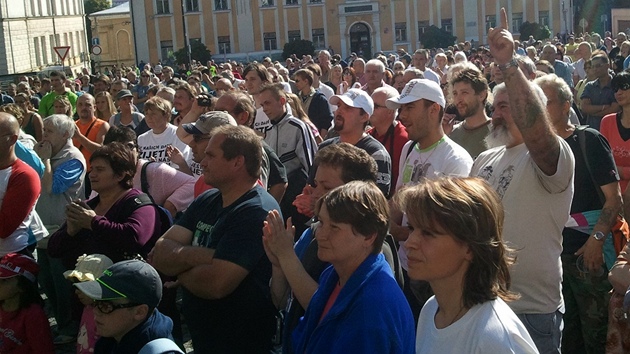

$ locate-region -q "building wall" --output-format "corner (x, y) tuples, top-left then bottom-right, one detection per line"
(132, 0), (573, 65)
(0, 0), (88, 75)
(612, 8), (630, 35)
(90, 14), (135, 69)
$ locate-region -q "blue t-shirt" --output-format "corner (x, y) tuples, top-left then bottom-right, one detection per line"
(176, 185), (281, 354)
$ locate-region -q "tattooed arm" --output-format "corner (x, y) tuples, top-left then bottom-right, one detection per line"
(488, 8), (560, 176)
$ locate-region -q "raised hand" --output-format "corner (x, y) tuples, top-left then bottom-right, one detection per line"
(262, 210), (295, 266)
(487, 8), (515, 65)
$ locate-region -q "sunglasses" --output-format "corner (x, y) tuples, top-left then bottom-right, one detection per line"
(613, 82), (630, 93)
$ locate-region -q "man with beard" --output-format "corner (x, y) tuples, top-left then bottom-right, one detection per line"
(470, 9), (575, 353)
(319, 88), (391, 196)
(38, 71), (78, 117)
(385, 78), (472, 320)
(448, 68), (492, 159)
(171, 83), (197, 126)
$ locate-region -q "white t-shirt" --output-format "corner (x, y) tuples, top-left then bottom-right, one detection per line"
(396, 137), (473, 268)
(416, 296), (539, 354)
(470, 139), (574, 314)
(137, 124), (195, 172)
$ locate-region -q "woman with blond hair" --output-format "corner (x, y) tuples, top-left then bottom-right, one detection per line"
(94, 91), (116, 121)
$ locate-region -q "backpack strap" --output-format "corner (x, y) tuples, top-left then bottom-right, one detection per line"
(141, 161), (155, 195)
(405, 141), (417, 159)
(119, 193), (154, 218)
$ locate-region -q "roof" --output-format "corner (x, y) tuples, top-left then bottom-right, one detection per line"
(90, 1), (129, 17)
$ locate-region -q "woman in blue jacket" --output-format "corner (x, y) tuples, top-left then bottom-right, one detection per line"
(291, 181), (415, 354)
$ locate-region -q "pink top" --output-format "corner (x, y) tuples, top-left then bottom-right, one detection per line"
(133, 159), (196, 212)
(600, 113), (630, 192)
(77, 306), (98, 354)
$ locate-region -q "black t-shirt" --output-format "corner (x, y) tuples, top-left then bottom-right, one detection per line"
(176, 186), (280, 353)
(562, 128), (619, 254)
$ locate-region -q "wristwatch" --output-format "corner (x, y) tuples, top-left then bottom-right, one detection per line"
(592, 231), (607, 241)
(498, 58), (519, 71)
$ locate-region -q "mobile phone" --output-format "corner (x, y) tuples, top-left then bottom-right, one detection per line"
(63, 192), (74, 204)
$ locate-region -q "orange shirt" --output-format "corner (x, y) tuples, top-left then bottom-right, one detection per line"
(73, 117), (106, 170)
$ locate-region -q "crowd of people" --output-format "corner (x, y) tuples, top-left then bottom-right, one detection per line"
(1, 7), (630, 353)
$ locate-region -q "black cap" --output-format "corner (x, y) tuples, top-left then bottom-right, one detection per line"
(74, 260), (162, 308)
(115, 89), (133, 101)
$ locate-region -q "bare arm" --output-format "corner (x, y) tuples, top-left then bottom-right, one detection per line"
(268, 182), (287, 204)
(175, 100), (207, 144)
(576, 182), (622, 272)
(151, 225), (215, 276)
(177, 259), (250, 299)
(581, 98), (620, 116)
(74, 122), (109, 153)
(491, 8), (560, 176)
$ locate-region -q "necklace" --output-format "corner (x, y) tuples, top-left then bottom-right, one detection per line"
(437, 305), (467, 327)
(416, 137), (445, 167)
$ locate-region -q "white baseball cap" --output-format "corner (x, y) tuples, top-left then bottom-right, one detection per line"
(329, 88), (374, 116)
(386, 79), (446, 109)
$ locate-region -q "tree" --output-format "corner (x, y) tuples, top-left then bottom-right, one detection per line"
(519, 21), (551, 41)
(419, 26), (457, 49)
(282, 39), (315, 60)
(84, 0), (111, 48)
(173, 41), (213, 66)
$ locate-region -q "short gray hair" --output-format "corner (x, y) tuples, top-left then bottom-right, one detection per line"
(366, 59), (385, 74)
(493, 82), (547, 106)
(534, 73), (573, 105)
(44, 114), (75, 138)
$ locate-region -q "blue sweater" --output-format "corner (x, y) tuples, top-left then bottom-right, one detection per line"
(292, 253), (415, 354)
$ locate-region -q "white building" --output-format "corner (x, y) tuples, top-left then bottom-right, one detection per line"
(0, 0), (89, 76)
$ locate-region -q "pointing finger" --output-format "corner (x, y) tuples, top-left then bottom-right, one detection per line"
(501, 7), (508, 30)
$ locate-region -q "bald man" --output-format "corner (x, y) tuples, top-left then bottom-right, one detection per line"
(0, 113), (42, 256)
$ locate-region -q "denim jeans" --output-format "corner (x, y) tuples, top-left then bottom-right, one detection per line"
(517, 310), (563, 354)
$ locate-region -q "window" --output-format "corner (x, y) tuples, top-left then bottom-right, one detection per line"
(309, 0), (322, 3)
(485, 15), (496, 31)
(418, 21), (429, 37)
(215, 0), (228, 11)
(512, 12), (523, 33)
(262, 0), (274, 6)
(218, 36), (231, 54)
(312, 28), (325, 49)
(34, 38), (41, 66)
(441, 18), (453, 34)
(160, 40), (173, 61)
(286, 0), (298, 5)
(156, 0), (170, 14)
(264, 32), (277, 51)
(41, 37), (48, 64)
(288, 30), (301, 43)
(539, 11), (549, 27)
(185, 0), (199, 12)
(395, 23), (407, 42)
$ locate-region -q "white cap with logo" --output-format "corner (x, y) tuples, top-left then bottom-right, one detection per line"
(386, 79), (446, 109)
(329, 88), (374, 116)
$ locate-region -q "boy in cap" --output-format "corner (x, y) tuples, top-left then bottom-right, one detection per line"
(74, 259), (175, 354)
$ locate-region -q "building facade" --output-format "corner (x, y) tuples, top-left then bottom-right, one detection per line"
(131, 0), (574, 64)
(0, 0), (89, 76)
(89, 2), (135, 70)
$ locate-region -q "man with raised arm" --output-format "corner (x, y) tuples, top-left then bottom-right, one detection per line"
(471, 9), (575, 353)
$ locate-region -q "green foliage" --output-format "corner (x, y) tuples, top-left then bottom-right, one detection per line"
(85, 0), (110, 14)
(282, 40), (315, 60)
(173, 41), (213, 66)
(518, 21), (551, 41)
(85, 0), (111, 48)
(419, 26), (457, 49)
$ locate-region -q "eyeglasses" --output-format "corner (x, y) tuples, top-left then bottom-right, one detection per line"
(125, 142), (138, 150)
(141, 75), (150, 78)
(613, 82), (630, 93)
(90, 300), (141, 314)
(192, 135), (211, 143)
(591, 63), (606, 69)
(374, 104), (388, 110)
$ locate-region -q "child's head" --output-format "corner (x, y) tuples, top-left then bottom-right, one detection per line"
(64, 254), (114, 306)
(0, 253), (42, 309)
(74, 260), (163, 342)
